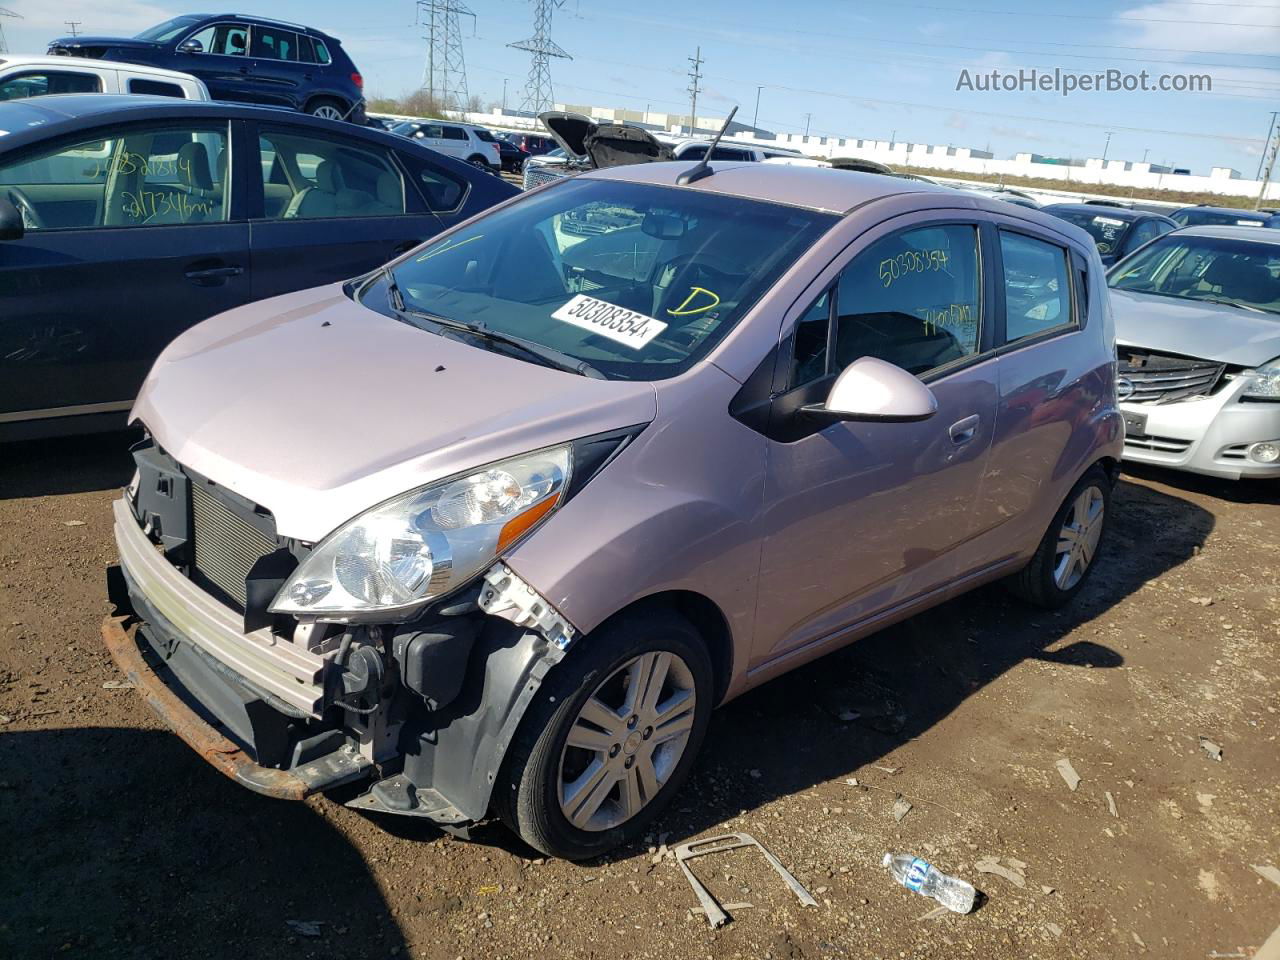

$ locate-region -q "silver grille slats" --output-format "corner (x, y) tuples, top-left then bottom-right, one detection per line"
(190, 484), (279, 607)
(1118, 350), (1226, 405)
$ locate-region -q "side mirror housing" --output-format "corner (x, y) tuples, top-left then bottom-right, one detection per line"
(177, 38), (203, 54)
(803, 356), (938, 423)
(0, 196), (24, 241)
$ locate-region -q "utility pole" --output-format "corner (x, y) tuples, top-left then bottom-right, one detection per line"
(803, 112), (812, 138)
(1257, 111), (1279, 180)
(686, 46), (703, 136)
(753, 85), (763, 130)
(1102, 131), (1113, 163)
(508, 0), (570, 114)
(1256, 125), (1280, 210)
(65, 20), (81, 36)
(418, 0), (475, 111)
(1142, 147), (1149, 163)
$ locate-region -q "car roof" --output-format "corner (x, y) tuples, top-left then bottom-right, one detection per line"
(1043, 203), (1147, 221)
(1175, 204), (1269, 216)
(584, 160), (1027, 215)
(0, 95), (383, 150)
(1173, 224), (1280, 243)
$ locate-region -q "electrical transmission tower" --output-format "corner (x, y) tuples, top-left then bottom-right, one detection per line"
(418, 0), (474, 111)
(686, 47), (704, 135)
(508, 0), (570, 115)
(0, 7), (22, 56)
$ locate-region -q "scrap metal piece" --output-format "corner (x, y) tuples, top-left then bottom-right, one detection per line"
(479, 562), (576, 652)
(674, 832), (818, 929)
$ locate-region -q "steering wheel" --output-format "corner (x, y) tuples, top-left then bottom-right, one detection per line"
(657, 254), (738, 314)
(4, 188), (45, 230)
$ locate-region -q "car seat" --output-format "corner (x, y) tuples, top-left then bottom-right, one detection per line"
(284, 160), (342, 219)
(1201, 256), (1277, 305)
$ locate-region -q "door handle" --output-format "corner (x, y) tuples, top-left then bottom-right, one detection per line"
(949, 414), (980, 445)
(185, 264), (243, 285)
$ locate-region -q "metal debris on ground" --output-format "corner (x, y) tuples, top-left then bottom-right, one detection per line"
(674, 833), (817, 928)
(1252, 864), (1280, 888)
(892, 797), (913, 823)
(1055, 758), (1082, 791)
(974, 856), (1027, 889)
(688, 902), (753, 919)
(285, 920), (323, 937)
(1199, 737), (1224, 762)
(1106, 791), (1119, 817)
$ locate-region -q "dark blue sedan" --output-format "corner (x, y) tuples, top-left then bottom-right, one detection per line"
(0, 95), (517, 440)
(1040, 203), (1179, 265)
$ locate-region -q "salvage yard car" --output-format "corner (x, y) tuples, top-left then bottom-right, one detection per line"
(1109, 225), (1280, 479)
(1041, 203), (1178, 265)
(0, 94), (516, 440)
(0, 55), (209, 101)
(103, 160), (1123, 860)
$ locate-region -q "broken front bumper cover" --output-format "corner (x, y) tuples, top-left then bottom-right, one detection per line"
(101, 612), (371, 800)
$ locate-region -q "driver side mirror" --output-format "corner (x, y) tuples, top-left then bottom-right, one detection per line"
(0, 196), (24, 241)
(177, 38), (203, 54)
(802, 356), (938, 423)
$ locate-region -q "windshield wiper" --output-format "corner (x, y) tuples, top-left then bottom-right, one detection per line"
(386, 291), (606, 380)
(1200, 296), (1270, 315)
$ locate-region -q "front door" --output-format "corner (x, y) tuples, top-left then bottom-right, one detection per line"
(176, 22), (251, 102)
(752, 219), (999, 669)
(0, 120), (249, 424)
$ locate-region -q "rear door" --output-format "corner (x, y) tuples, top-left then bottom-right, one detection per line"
(246, 121), (470, 300)
(245, 25), (304, 109)
(0, 118), (250, 424)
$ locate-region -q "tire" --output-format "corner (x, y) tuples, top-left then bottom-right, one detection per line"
(496, 607), (713, 860)
(466, 155), (492, 172)
(307, 99), (346, 121)
(1006, 465), (1111, 608)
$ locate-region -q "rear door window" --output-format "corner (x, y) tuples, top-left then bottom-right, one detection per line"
(441, 126), (470, 141)
(999, 231), (1075, 342)
(0, 71), (102, 99)
(257, 126), (407, 220)
(251, 27), (299, 61)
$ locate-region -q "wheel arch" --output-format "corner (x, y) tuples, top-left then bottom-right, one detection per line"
(304, 94), (348, 115)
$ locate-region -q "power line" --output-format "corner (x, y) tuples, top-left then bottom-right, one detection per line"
(0, 6), (21, 56)
(64, 20), (81, 37)
(886, 2), (1279, 25)
(418, 0), (474, 109)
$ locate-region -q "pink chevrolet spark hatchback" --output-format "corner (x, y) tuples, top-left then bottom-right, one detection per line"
(104, 162), (1122, 859)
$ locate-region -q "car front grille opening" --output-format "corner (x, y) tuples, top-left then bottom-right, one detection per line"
(190, 484), (279, 609)
(1119, 350), (1226, 404)
(1123, 433), (1193, 454)
(1219, 443), (1250, 461)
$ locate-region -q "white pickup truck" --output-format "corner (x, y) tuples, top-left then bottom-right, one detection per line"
(0, 55), (209, 101)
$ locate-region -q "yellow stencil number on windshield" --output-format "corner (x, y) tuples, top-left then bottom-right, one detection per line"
(667, 286), (721, 317)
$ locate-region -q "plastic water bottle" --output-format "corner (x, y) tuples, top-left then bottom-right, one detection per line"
(883, 853), (976, 914)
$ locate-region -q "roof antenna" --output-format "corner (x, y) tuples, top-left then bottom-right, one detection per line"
(676, 106), (738, 186)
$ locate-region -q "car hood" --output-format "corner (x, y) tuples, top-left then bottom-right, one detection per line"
(132, 285), (658, 542)
(538, 111), (673, 168)
(1111, 288), (1280, 366)
(48, 36), (161, 50)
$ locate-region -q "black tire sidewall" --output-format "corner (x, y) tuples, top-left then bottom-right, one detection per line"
(1030, 467), (1111, 605)
(499, 609), (713, 860)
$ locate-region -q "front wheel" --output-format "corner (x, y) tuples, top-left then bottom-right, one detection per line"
(1006, 465), (1111, 608)
(496, 608), (713, 860)
(307, 99), (346, 121)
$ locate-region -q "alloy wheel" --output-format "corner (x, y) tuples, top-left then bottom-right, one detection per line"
(311, 104), (343, 120)
(557, 651), (697, 832)
(1053, 485), (1105, 590)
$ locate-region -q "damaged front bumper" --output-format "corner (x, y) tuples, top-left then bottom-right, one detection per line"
(104, 489), (576, 825)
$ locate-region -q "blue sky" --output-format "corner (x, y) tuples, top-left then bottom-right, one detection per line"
(6, 0), (1278, 174)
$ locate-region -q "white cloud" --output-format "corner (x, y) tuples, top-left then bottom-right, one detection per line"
(11, 0), (177, 37)
(1116, 0), (1280, 57)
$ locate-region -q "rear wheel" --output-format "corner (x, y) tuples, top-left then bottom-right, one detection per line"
(496, 608), (713, 860)
(307, 99), (346, 121)
(1007, 465), (1111, 608)
(466, 154), (493, 172)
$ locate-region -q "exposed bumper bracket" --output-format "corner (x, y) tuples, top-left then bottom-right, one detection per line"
(478, 562), (576, 653)
(101, 613), (372, 800)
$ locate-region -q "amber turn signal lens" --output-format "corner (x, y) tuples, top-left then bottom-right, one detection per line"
(496, 495), (560, 554)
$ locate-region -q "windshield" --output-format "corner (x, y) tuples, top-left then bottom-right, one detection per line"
(1109, 234), (1280, 315)
(135, 15), (204, 42)
(1050, 210), (1133, 257)
(1172, 208), (1268, 228)
(378, 178), (837, 380)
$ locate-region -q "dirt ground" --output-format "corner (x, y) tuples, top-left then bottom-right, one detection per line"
(1, 433), (1276, 960)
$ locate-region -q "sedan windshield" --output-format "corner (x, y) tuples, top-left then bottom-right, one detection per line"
(380, 178), (837, 380)
(1050, 211), (1133, 257)
(135, 15), (204, 42)
(1109, 234), (1280, 315)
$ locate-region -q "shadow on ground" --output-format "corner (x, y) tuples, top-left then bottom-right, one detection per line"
(0, 432), (137, 500)
(0, 727), (406, 960)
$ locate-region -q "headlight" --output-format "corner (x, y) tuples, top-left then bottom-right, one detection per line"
(1242, 356), (1280, 401)
(271, 445), (572, 620)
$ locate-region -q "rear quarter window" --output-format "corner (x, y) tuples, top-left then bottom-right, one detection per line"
(128, 78), (185, 98)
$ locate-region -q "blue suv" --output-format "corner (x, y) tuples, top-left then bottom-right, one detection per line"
(47, 14), (366, 122)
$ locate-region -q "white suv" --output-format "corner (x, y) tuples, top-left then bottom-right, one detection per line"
(389, 118), (501, 172)
(668, 139), (804, 163)
(0, 55), (209, 101)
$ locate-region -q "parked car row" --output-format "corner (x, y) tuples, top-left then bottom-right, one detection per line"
(2, 87), (1272, 869)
